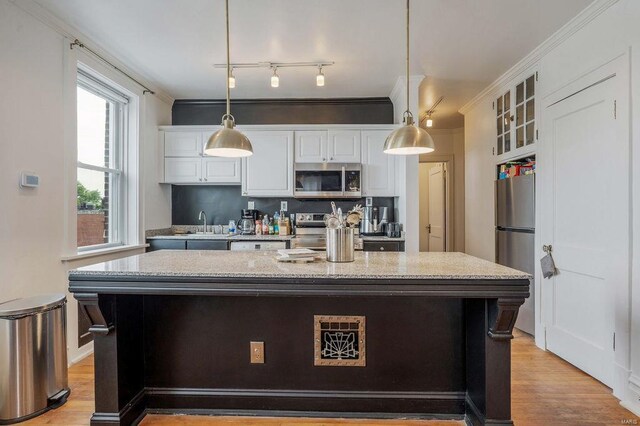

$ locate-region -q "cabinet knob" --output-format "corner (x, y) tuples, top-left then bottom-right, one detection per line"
(379, 247), (385, 251)
(204, 178), (208, 181)
(330, 157), (334, 161)
(199, 178), (202, 182)
(322, 158), (326, 162)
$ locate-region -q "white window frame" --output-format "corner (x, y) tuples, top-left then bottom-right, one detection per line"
(76, 66), (134, 252)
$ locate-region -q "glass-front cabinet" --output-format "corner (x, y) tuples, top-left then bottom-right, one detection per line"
(495, 71), (537, 162)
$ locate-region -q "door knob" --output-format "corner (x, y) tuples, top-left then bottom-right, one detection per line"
(543, 244), (552, 254)
(426, 224), (431, 233)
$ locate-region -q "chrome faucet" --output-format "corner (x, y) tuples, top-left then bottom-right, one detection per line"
(198, 211), (207, 234)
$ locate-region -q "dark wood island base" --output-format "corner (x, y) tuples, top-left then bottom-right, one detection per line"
(69, 251), (529, 426)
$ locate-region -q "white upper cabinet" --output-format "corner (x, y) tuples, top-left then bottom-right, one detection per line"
(327, 129), (361, 163)
(165, 131), (203, 157)
(164, 158), (202, 183)
(295, 130), (327, 163)
(162, 131), (240, 184)
(361, 130), (396, 197)
(202, 157), (241, 183)
(241, 131), (294, 197)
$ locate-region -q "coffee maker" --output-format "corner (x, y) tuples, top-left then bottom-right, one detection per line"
(360, 206), (389, 236)
(238, 209), (258, 235)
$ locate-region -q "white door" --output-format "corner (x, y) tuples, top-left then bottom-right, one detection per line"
(361, 130), (396, 197)
(327, 130), (361, 163)
(241, 131), (294, 196)
(427, 163), (446, 252)
(164, 131), (203, 157)
(295, 130), (327, 163)
(541, 75), (624, 387)
(164, 158), (202, 183)
(202, 157), (241, 184)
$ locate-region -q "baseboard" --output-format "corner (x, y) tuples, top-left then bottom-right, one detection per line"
(464, 394), (514, 426)
(620, 400), (640, 417)
(68, 342), (93, 366)
(144, 387), (465, 416)
(90, 389), (145, 426)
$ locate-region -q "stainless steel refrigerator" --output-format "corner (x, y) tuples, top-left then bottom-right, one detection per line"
(496, 174), (535, 335)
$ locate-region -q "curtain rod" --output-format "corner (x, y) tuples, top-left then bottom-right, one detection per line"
(70, 39), (155, 95)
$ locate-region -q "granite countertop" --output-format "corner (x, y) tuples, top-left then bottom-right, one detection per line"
(146, 234), (294, 241)
(69, 250), (530, 281)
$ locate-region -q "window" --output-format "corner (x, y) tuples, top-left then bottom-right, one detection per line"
(76, 69), (129, 250)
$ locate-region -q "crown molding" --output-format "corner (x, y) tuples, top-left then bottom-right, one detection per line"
(174, 97), (392, 106)
(10, 0), (175, 106)
(459, 0), (619, 115)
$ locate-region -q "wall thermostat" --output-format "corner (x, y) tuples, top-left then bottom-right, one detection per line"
(20, 172), (40, 188)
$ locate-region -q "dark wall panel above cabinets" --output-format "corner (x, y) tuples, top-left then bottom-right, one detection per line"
(172, 98), (394, 125)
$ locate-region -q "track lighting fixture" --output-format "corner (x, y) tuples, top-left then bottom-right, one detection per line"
(228, 67), (236, 89)
(316, 66), (325, 87)
(214, 61), (333, 89)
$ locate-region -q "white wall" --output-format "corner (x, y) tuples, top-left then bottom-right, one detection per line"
(0, 0), (172, 363)
(461, 0), (640, 414)
(420, 128), (465, 252)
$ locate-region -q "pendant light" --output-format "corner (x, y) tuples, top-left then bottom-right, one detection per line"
(204, 0), (252, 158)
(384, 0), (435, 155)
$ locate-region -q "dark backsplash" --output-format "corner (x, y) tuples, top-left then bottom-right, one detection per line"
(172, 98), (394, 125)
(172, 185), (395, 226)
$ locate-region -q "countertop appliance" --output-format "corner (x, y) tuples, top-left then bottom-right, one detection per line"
(360, 206), (389, 236)
(294, 163), (361, 198)
(292, 213), (362, 250)
(230, 241), (286, 251)
(238, 209), (258, 235)
(496, 173), (535, 335)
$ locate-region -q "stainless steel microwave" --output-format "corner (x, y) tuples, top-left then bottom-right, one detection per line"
(294, 163), (361, 198)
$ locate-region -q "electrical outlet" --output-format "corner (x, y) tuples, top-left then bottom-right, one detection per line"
(280, 201), (288, 212)
(250, 341), (264, 364)
(248, 201), (255, 209)
(365, 197), (373, 207)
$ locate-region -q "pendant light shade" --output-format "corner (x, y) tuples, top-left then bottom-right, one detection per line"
(384, 113), (435, 155)
(204, 116), (253, 157)
(204, 0), (252, 158)
(384, 0), (435, 156)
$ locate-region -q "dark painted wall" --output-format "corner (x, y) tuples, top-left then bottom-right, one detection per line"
(172, 185), (394, 225)
(172, 98), (394, 125)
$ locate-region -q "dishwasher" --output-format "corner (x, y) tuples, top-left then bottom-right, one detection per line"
(229, 241), (287, 251)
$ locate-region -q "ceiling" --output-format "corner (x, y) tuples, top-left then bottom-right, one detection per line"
(36, 0), (593, 128)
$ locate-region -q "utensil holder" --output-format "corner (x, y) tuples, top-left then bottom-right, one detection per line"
(326, 228), (355, 263)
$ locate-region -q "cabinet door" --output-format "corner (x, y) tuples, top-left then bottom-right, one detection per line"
(186, 240), (228, 250)
(241, 131), (294, 196)
(327, 130), (361, 163)
(202, 157), (241, 183)
(147, 239), (187, 251)
(361, 130), (396, 196)
(295, 131), (327, 163)
(362, 241), (404, 252)
(164, 132), (203, 157)
(164, 158), (202, 183)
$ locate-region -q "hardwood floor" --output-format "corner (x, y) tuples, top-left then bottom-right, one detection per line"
(22, 331), (638, 425)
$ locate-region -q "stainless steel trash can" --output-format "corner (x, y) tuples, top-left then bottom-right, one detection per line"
(0, 294), (70, 424)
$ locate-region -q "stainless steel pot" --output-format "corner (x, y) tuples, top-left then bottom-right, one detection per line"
(326, 228), (355, 262)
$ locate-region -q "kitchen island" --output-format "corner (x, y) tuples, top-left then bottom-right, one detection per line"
(69, 251), (530, 426)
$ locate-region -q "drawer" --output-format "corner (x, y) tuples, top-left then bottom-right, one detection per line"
(186, 240), (229, 250)
(362, 241), (404, 252)
(147, 239), (187, 251)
